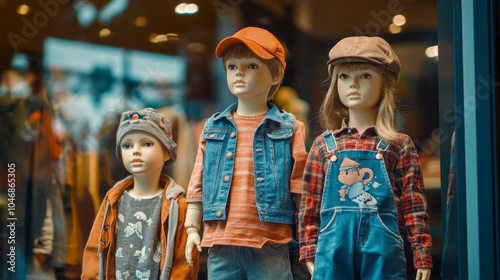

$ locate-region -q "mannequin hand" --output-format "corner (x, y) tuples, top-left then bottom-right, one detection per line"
(305, 259), (314, 277)
(185, 230), (201, 267)
(416, 268), (431, 280)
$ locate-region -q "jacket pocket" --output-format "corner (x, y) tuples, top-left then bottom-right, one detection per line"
(264, 127), (293, 209)
(202, 129), (228, 205)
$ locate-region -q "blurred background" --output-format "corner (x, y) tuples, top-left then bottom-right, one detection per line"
(0, 0), (447, 279)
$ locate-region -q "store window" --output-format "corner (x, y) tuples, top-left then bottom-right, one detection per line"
(6, 0), (497, 279)
(439, 0), (500, 279)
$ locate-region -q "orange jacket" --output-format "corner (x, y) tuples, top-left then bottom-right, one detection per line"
(82, 175), (199, 279)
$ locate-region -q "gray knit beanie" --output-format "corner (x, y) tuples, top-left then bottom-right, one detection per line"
(116, 108), (177, 165)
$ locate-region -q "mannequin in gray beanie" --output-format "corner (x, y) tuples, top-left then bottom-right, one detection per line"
(82, 108), (199, 279)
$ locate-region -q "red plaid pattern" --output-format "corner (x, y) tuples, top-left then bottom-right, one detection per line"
(298, 124), (433, 269)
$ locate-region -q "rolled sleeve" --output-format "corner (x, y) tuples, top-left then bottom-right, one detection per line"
(289, 120), (308, 194)
(186, 134), (206, 203)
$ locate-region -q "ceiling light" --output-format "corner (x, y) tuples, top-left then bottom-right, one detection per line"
(134, 16), (148, 27)
(166, 33), (179, 41)
(149, 33), (180, 44)
(392, 14), (406, 26)
(99, 28), (112, 38)
(175, 3), (198, 14)
(425, 45), (438, 58)
(388, 24), (402, 34)
(149, 34), (168, 44)
(17, 4), (30, 15)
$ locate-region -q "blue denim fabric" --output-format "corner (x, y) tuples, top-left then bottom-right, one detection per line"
(201, 102), (297, 224)
(207, 244), (292, 280)
(313, 132), (406, 280)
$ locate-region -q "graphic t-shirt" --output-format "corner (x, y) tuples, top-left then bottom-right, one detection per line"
(115, 191), (163, 280)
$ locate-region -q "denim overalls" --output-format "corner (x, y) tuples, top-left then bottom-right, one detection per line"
(313, 132), (406, 280)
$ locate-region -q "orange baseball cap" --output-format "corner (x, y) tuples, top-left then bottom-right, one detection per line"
(327, 36), (400, 78)
(215, 26), (286, 69)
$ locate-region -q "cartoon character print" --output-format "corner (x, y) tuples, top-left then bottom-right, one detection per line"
(124, 222), (143, 239)
(153, 243), (162, 263)
(116, 270), (130, 280)
(134, 246), (148, 263)
(122, 211), (153, 240)
(337, 157), (379, 206)
(135, 269), (151, 280)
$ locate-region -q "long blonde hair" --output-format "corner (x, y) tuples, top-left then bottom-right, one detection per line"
(221, 44), (284, 100)
(320, 63), (398, 141)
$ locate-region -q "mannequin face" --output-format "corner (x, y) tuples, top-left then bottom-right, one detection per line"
(225, 56), (280, 101)
(120, 131), (170, 176)
(337, 68), (383, 112)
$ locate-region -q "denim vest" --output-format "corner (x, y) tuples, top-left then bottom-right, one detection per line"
(201, 102), (297, 224)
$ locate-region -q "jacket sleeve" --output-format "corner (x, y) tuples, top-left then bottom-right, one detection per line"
(169, 196), (200, 280)
(290, 120), (308, 194)
(81, 198), (109, 280)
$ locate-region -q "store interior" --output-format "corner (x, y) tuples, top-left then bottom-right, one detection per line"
(0, 0), (448, 279)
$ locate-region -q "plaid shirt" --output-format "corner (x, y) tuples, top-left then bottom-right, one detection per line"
(298, 124), (433, 269)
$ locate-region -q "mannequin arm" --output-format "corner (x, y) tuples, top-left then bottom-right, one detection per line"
(416, 268), (431, 280)
(184, 202), (202, 266)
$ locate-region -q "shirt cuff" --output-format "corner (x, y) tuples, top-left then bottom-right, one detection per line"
(413, 249), (433, 269)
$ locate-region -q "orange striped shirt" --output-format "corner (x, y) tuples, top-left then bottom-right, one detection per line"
(187, 111), (307, 248)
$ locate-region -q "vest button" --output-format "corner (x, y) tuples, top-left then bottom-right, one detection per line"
(216, 210), (223, 217)
(223, 175), (230, 182)
(226, 152), (233, 158)
(230, 132), (236, 137)
(209, 134), (215, 138)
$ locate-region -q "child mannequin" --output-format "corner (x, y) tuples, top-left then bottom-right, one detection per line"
(82, 108), (198, 279)
(298, 36), (432, 280)
(184, 27), (307, 279)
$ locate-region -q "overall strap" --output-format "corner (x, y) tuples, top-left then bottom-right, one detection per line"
(376, 139), (389, 152)
(375, 139), (389, 160)
(322, 131), (338, 153)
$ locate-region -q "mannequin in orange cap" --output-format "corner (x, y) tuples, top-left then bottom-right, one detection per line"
(184, 27), (307, 280)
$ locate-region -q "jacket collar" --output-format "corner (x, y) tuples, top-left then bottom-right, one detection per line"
(213, 101), (286, 124)
(106, 174), (184, 205)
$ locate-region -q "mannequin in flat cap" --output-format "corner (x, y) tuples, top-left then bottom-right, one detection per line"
(184, 26), (307, 279)
(82, 108), (198, 280)
(298, 36), (432, 280)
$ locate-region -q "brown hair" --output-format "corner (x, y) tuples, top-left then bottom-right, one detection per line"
(221, 44), (284, 100)
(320, 63), (398, 142)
